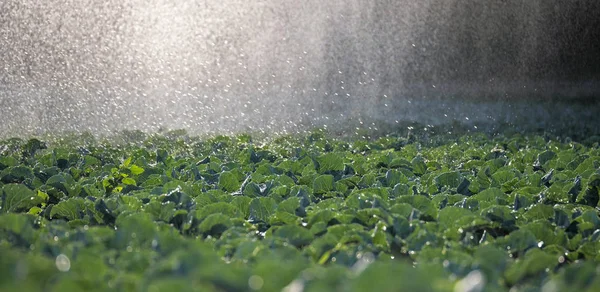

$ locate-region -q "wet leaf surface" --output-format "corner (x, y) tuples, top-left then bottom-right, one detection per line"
(1, 131), (599, 291)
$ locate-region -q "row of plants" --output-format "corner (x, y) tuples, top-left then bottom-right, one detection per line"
(1, 128), (599, 291)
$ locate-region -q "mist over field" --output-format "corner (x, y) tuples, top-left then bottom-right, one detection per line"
(1, 0), (599, 137)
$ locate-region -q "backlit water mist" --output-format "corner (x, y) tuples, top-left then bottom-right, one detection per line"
(1, 1), (599, 138)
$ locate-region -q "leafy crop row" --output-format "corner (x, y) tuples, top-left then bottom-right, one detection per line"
(1, 129), (599, 291)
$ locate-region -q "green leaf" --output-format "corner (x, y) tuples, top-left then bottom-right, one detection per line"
(0, 156), (18, 170)
(577, 210), (600, 229)
(198, 213), (232, 237)
(308, 209), (336, 228)
(389, 203), (416, 219)
(36, 190), (49, 202)
(248, 197), (277, 223)
(536, 151), (556, 168)
(351, 257), (450, 292)
(129, 165), (145, 175)
(28, 206), (43, 215)
(219, 171), (241, 192)
(145, 201), (176, 222)
(521, 221), (567, 246)
(23, 138), (46, 157)
(46, 174), (70, 195)
(1, 166), (34, 182)
(549, 261), (600, 291)
(271, 225), (313, 248)
(384, 169), (408, 187)
(491, 170), (516, 185)
(474, 245), (510, 280)
(523, 204), (554, 222)
(114, 212), (156, 248)
(411, 156), (427, 176)
(195, 202), (240, 220)
(313, 175), (335, 194)
(123, 157), (132, 168)
(316, 153), (344, 173)
(156, 149), (169, 164)
(434, 171), (463, 190)
(230, 196), (252, 218)
(481, 205), (515, 226)
(346, 191), (387, 210)
(437, 206), (473, 228)
(269, 211), (300, 225)
(505, 249), (557, 285)
(498, 229), (538, 255)
(471, 187), (508, 209)
(122, 177), (136, 186)
(1, 184), (40, 213)
(396, 196), (437, 220)
(50, 197), (86, 221)
(278, 197), (301, 215)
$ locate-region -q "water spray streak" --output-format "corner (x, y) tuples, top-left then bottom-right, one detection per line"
(1, 0), (599, 138)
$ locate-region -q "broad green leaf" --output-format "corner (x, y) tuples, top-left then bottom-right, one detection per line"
(548, 261), (600, 291)
(195, 202), (240, 220)
(437, 207), (473, 228)
(411, 156), (427, 176)
(144, 201), (176, 222)
(45, 174), (71, 195)
(351, 260), (451, 292)
(346, 192), (386, 210)
(271, 225), (313, 248)
(498, 229), (538, 255)
(313, 175), (334, 194)
(389, 203), (416, 219)
(1, 184), (40, 213)
(130, 165), (145, 175)
(505, 249), (557, 285)
(384, 169), (408, 187)
(0, 213), (38, 244)
(471, 187), (508, 209)
(480, 205), (515, 226)
(491, 170), (516, 185)
(230, 196), (252, 218)
(396, 195), (437, 220)
(308, 209), (336, 228)
(198, 213), (232, 237)
(248, 197), (277, 223)
(523, 204), (554, 222)
(536, 151), (556, 167)
(243, 182), (263, 197)
(1, 166), (34, 182)
(474, 245), (510, 281)
(219, 171), (241, 192)
(435, 171), (463, 190)
(316, 153), (344, 173)
(50, 197), (86, 221)
(122, 177), (136, 186)
(278, 197), (301, 215)
(269, 211), (300, 225)
(114, 212), (156, 248)
(0, 156), (18, 169)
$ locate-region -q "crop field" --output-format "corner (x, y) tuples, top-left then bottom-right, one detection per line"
(1, 128), (599, 291)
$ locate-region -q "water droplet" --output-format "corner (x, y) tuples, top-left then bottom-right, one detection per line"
(248, 275), (264, 291)
(55, 254), (71, 272)
(454, 270), (485, 292)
